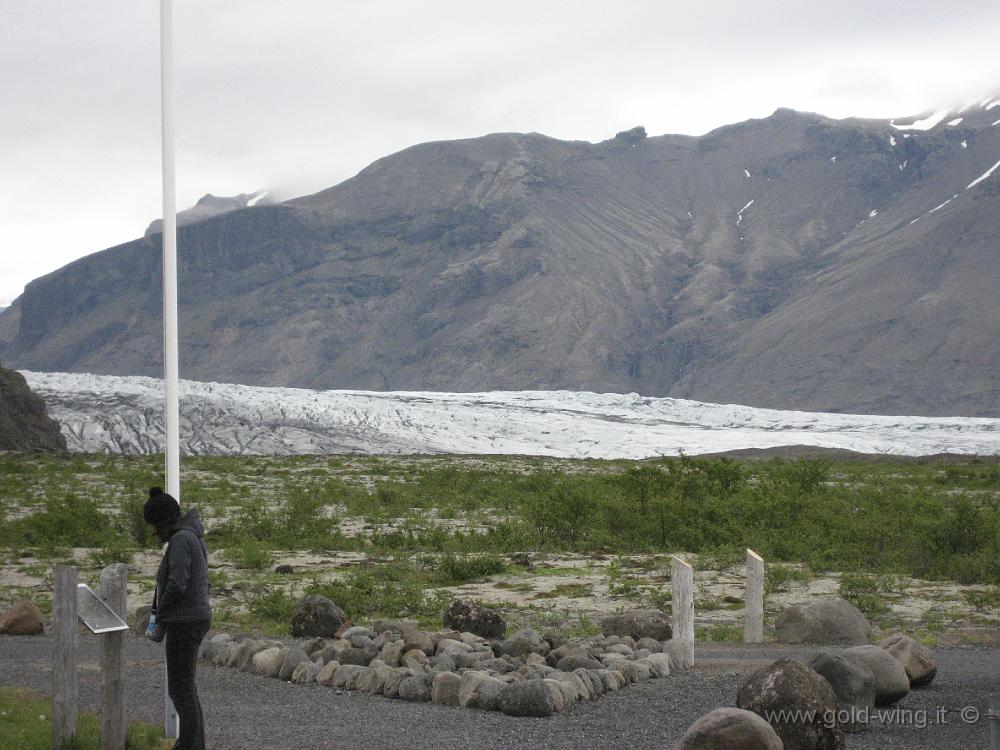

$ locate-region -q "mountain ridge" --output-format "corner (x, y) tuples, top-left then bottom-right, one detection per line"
(2, 101), (999, 416)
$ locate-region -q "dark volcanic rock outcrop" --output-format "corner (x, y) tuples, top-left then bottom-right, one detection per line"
(2, 102), (999, 416)
(0, 365), (66, 451)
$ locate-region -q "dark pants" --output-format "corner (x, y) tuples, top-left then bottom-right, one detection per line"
(165, 619), (211, 750)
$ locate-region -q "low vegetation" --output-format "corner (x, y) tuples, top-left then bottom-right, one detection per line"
(0, 687), (166, 750)
(1, 451), (998, 640)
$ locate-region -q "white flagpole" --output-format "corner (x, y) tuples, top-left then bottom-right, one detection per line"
(160, 0), (181, 739)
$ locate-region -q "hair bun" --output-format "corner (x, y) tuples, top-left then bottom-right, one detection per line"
(149, 487), (164, 498)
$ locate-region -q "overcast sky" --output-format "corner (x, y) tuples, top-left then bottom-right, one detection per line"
(2, 0), (998, 305)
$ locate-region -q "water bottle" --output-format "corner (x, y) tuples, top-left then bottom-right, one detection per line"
(146, 612), (158, 638)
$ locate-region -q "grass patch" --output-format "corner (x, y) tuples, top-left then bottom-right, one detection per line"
(531, 583), (593, 599)
(0, 687), (167, 749)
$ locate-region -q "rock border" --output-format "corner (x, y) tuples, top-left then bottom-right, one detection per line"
(202, 622), (690, 717)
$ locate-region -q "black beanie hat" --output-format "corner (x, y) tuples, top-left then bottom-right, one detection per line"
(143, 487), (180, 526)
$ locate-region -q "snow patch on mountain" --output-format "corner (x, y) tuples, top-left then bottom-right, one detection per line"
(967, 159), (1000, 190)
(891, 109), (950, 131)
(20, 371), (1000, 458)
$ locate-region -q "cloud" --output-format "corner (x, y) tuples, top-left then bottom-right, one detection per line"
(2, 0), (999, 302)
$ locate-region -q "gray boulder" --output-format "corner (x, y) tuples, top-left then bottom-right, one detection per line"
(342, 625), (377, 640)
(616, 660), (652, 683)
(498, 680), (563, 717)
(737, 658), (844, 750)
(398, 673), (434, 702)
(236, 640), (273, 672)
(378, 639), (405, 667)
(402, 648), (429, 671)
(674, 707), (784, 750)
(338, 647), (372, 667)
(332, 663), (368, 689)
(443, 599), (507, 639)
(458, 671), (494, 708)
(278, 648), (309, 682)
(291, 660), (322, 685)
(808, 651), (876, 731)
(431, 671), (462, 706)
(289, 595), (347, 638)
(382, 667), (416, 699)
(601, 608), (672, 641)
(402, 630), (435, 655)
(556, 652), (604, 672)
(636, 637), (662, 653)
(775, 598), (870, 645)
(843, 646), (909, 706)
(201, 633), (231, 661)
(477, 677), (509, 711)
(499, 628), (550, 657)
(878, 633), (937, 687)
(315, 660), (339, 686)
(640, 653), (671, 678)
(252, 647), (285, 678)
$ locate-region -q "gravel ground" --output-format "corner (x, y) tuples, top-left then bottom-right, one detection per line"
(1, 634), (997, 749)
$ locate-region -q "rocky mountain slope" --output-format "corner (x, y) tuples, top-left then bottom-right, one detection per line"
(0, 366), (66, 451)
(2, 100), (999, 416)
(22, 371), (999, 457)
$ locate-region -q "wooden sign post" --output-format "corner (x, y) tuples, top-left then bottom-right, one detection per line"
(52, 565), (130, 750)
(99, 564), (128, 750)
(53, 565), (78, 750)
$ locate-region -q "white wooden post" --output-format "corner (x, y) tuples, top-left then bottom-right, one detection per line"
(671, 555), (694, 667)
(100, 564), (127, 750)
(53, 566), (78, 750)
(745, 548), (764, 643)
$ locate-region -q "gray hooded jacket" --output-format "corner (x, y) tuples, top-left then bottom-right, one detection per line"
(155, 509), (212, 623)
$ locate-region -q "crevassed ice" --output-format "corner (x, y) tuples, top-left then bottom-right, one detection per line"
(19, 371), (1000, 459)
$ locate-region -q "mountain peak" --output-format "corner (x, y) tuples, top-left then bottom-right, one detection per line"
(145, 189), (273, 237)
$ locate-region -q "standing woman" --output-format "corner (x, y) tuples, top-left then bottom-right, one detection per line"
(144, 487), (212, 750)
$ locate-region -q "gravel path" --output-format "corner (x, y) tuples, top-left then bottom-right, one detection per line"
(2, 635), (997, 749)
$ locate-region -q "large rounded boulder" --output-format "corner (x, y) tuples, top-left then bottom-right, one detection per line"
(674, 707), (784, 750)
(290, 595), (347, 638)
(497, 628), (550, 657)
(0, 601), (45, 635)
(737, 658), (844, 750)
(442, 599), (507, 639)
(775, 598), (870, 645)
(600, 608), (672, 641)
(843, 646), (909, 706)
(807, 651), (876, 732)
(878, 633), (937, 687)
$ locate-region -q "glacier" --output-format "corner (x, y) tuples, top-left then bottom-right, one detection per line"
(20, 371), (1000, 459)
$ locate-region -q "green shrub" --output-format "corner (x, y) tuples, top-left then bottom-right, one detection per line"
(766, 564), (813, 594)
(838, 572), (889, 620)
(0, 493), (112, 551)
(524, 483), (597, 549)
(246, 589), (298, 624)
(431, 553), (507, 584)
(224, 537), (274, 570)
(89, 536), (135, 567)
